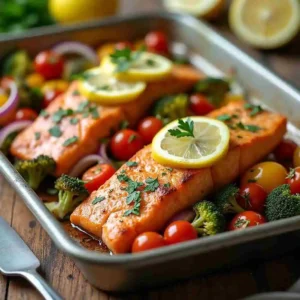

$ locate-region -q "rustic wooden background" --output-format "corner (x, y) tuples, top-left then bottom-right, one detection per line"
(1, 1), (300, 299)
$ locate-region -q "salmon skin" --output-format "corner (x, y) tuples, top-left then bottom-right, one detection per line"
(10, 65), (202, 176)
(71, 101), (287, 254)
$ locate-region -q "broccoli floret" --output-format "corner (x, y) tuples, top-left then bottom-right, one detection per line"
(152, 94), (188, 125)
(15, 155), (56, 190)
(192, 201), (225, 236)
(265, 184), (300, 221)
(214, 184), (244, 215)
(45, 175), (89, 220)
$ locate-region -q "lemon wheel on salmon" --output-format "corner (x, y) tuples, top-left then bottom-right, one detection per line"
(229, 0), (300, 49)
(152, 117), (230, 168)
(101, 52), (173, 82)
(79, 68), (146, 105)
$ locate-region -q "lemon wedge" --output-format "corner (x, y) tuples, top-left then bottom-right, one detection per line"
(152, 117), (230, 168)
(101, 52), (173, 82)
(163, 0), (226, 19)
(79, 68), (146, 105)
(229, 0), (300, 49)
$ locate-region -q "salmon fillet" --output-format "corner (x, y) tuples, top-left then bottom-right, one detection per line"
(71, 101), (287, 253)
(10, 65), (202, 176)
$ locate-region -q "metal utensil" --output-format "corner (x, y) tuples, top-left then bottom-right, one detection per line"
(0, 217), (63, 300)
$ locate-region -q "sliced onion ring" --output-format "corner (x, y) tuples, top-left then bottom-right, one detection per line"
(52, 42), (99, 66)
(68, 154), (107, 177)
(0, 79), (19, 121)
(168, 209), (196, 224)
(0, 120), (32, 147)
(98, 143), (112, 164)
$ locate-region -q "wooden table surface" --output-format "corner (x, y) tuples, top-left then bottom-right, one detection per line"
(1, 1), (300, 299)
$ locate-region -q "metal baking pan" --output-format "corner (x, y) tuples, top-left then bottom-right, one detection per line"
(1, 13), (300, 292)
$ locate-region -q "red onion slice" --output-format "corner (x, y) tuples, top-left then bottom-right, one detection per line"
(0, 120), (32, 147)
(98, 143), (112, 164)
(0, 80), (19, 121)
(168, 209), (196, 224)
(68, 154), (107, 177)
(52, 42), (99, 66)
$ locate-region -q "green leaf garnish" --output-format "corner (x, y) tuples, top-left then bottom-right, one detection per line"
(217, 114), (232, 122)
(126, 161), (138, 167)
(70, 118), (79, 125)
(126, 191), (141, 205)
(49, 125), (62, 137)
(92, 196), (105, 205)
(63, 136), (78, 147)
(34, 132), (41, 140)
(168, 118), (195, 138)
(236, 122), (261, 132)
(244, 103), (264, 117)
(286, 168), (296, 179)
(144, 177), (159, 192)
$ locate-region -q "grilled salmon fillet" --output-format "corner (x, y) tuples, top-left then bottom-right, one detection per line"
(71, 101), (287, 253)
(10, 65), (202, 176)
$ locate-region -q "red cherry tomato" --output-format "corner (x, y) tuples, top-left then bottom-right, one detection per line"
(229, 211), (266, 231)
(110, 129), (144, 161)
(164, 221), (197, 245)
(286, 167), (300, 195)
(34, 51), (64, 80)
(145, 31), (169, 54)
(43, 89), (63, 108)
(274, 139), (297, 162)
(15, 108), (38, 121)
(189, 93), (215, 115)
(137, 116), (163, 144)
(237, 183), (267, 213)
(82, 164), (115, 193)
(115, 41), (134, 50)
(132, 232), (166, 253)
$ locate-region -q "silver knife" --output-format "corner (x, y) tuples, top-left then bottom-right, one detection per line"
(0, 217), (63, 300)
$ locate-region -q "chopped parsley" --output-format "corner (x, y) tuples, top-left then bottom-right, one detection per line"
(52, 108), (73, 123)
(234, 218), (250, 229)
(125, 180), (143, 194)
(144, 177), (159, 192)
(126, 161), (138, 167)
(39, 109), (49, 118)
(124, 203), (141, 216)
(244, 103), (264, 117)
(89, 106), (99, 119)
(164, 183), (171, 188)
(169, 118), (194, 138)
(34, 132), (41, 140)
(49, 125), (62, 137)
(92, 196), (105, 205)
(63, 136), (78, 147)
(77, 101), (89, 113)
(236, 122), (261, 132)
(70, 118), (79, 125)
(166, 167), (173, 172)
(128, 134), (136, 143)
(126, 191), (141, 204)
(217, 114), (232, 122)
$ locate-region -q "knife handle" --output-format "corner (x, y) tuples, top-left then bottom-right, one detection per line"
(19, 269), (63, 300)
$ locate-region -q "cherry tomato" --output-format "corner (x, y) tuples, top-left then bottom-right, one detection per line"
(83, 164), (115, 194)
(286, 167), (300, 195)
(241, 162), (287, 193)
(164, 221), (197, 245)
(132, 232), (166, 253)
(237, 183), (267, 213)
(294, 147), (300, 167)
(229, 211), (266, 231)
(189, 93), (215, 115)
(34, 51), (64, 80)
(115, 41), (134, 50)
(145, 31), (169, 54)
(137, 117), (163, 144)
(43, 89), (63, 108)
(110, 129), (144, 161)
(274, 139), (297, 162)
(15, 108), (38, 121)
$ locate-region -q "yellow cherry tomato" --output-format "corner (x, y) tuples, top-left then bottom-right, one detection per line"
(42, 80), (69, 94)
(294, 147), (300, 167)
(0, 93), (8, 107)
(241, 161), (287, 193)
(97, 43), (115, 61)
(26, 73), (45, 88)
(222, 93), (244, 106)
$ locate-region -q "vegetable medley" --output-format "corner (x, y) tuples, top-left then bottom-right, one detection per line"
(1, 31), (300, 254)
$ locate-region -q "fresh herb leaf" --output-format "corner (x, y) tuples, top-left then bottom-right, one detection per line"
(77, 101), (89, 113)
(92, 196), (105, 205)
(144, 177), (159, 192)
(164, 183), (171, 188)
(34, 132), (41, 140)
(217, 114), (232, 121)
(40, 109), (49, 118)
(126, 191), (141, 205)
(126, 161), (138, 167)
(166, 167), (173, 172)
(286, 168), (296, 179)
(52, 108), (73, 123)
(244, 103), (264, 117)
(120, 120), (129, 129)
(49, 126), (62, 137)
(128, 134), (136, 143)
(89, 106), (99, 119)
(236, 122), (261, 133)
(126, 180), (143, 194)
(63, 136), (78, 147)
(168, 118), (195, 138)
(124, 203), (141, 216)
(117, 171), (130, 182)
(70, 118), (79, 125)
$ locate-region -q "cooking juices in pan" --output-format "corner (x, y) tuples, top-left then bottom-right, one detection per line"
(1, 30), (300, 255)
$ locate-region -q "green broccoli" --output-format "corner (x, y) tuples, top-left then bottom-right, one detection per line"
(265, 184), (300, 221)
(214, 184), (244, 215)
(0, 131), (18, 155)
(192, 201), (225, 236)
(45, 175), (89, 220)
(152, 94), (188, 125)
(15, 155), (56, 190)
(1, 50), (31, 77)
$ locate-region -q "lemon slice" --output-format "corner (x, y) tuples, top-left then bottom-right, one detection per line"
(101, 52), (173, 82)
(152, 117), (230, 168)
(163, 0), (226, 19)
(229, 0), (300, 49)
(79, 68), (146, 104)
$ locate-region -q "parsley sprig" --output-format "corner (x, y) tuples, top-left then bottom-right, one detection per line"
(244, 103), (264, 117)
(169, 118), (195, 138)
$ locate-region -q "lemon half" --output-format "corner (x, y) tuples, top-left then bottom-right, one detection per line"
(229, 0), (300, 49)
(79, 68), (146, 105)
(152, 117), (230, 169)
(101, 52), (173, 82)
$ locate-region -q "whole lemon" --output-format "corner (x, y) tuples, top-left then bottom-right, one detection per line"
(49, 0), (119, 24)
